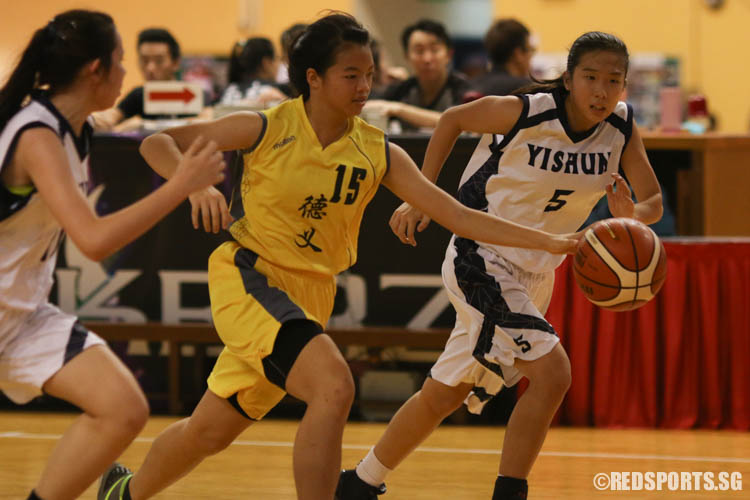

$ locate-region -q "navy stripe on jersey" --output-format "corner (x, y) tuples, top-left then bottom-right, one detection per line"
(452, 237), (556, 372)
(228, 112), (269, 224)
(521, 108), (558, 129)
(234, 247), (308, 324)
(228, 152), (246, 223)
(606, 102), (634, 148)
(384, 134), (391, 175)
(64, 322), (89, 363)
(0, 122), (54, 172)
(0, 122), (51, 222)
(247, 111), (268, 153)
(349, 136), (374, 170)
(494, 94), (530, 151)
(33, 92), (92, 161)
(457, 149), (501, 210)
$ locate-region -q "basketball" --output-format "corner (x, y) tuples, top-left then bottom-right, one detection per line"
(573, 218), (667, 311)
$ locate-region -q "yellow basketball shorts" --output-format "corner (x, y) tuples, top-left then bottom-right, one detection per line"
(206, 241), (336, 420)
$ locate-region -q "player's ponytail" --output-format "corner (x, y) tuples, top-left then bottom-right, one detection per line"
(513, 31), (629, 96)
(0, 10), (116, 130)
(288, 12), (370, 100)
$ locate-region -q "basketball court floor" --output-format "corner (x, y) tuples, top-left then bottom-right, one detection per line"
(2, 412), (748, 498)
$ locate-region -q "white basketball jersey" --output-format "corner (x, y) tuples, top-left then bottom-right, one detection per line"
(457, 89), (633, 273)
(0, 97), (91, 337)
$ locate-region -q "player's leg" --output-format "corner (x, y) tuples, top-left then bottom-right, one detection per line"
(500, 344), (571, 478)
(284, 332), (355, 500)
(338, 315), (476, 499)
(34, 343), (149, 500)
(492, 343), (571, 500)
(119, 388), (252, 500)
(338, 377), (471, 499)
(371, 377), (472, 470)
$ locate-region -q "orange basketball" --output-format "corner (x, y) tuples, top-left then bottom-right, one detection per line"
(573, 218), (667, 311)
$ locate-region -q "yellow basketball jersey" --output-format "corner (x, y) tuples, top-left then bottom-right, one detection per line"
(229, 97), (389, 277)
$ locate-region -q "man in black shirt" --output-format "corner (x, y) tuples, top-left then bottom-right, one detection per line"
(471, 19), (534, 97)
(94, 28), (210, 131)
(363, 19), (473, 131)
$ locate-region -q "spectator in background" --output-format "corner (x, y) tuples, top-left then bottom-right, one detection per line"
(363, 19), (474, 131)
(93, 28), (211, 132)
(369, 38), (408, 99)
(276, 22), (308, 94)
(219, 37), (287, 108)
(472, 18), (534, 97)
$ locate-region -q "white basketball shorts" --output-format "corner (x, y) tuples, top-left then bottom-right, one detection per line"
(431, 236), (560, 414)
(0, 302), (104, 404)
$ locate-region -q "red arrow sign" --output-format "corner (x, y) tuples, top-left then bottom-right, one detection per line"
(148, 87), (196, 103)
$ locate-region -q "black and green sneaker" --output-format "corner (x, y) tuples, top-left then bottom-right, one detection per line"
(97, 463), (133, 500)
(335, 469), (386, 499)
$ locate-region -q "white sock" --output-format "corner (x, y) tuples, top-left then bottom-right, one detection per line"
(355, 448), (392, 487)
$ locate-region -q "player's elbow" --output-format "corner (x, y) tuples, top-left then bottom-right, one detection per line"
(78, 243), (110, 262)
(139, 134), (158, 159)
(71, 233), (116, 262)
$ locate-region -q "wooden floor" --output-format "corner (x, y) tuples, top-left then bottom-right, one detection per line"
(1, 412), (748, 499)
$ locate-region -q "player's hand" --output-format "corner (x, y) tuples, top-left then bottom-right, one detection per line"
(172, 136), (226, 221)
(188, 185), (232, 233)
(606, 173), (635, 219)
(389, 202), (431, 247)
(548, 231), (583, 255)
(363, 100), (401, 118)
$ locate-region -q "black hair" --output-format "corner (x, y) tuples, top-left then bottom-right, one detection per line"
(137, 28), (180, 61)
(0, 9), (116, 130)
(484, 18), (530, 68)
(228, 37), (275, 83)
(280, 23), (308, 61)
(514, 31), (629, 95)
(401, 19), (453, 53)
(288, 12), (370, 100)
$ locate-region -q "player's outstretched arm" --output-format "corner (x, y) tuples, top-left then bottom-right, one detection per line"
(382, 142), (577, 254)
(140, 111), (265, 232)
(389, 96), (525, 245)
(19, 129), (225, 261)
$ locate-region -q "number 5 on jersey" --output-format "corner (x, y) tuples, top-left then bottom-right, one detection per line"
(544, 189), (574, 212)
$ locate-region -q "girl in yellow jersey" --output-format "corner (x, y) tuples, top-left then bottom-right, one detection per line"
(99, 13), (579, 500)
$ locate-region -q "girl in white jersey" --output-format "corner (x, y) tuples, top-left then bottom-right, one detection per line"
(0, 10), (225, 500)
(340, 32), (663, 500)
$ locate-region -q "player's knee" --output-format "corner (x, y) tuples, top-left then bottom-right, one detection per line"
(110, 389), (149, 436)
(325, 371), (356, 410)
(421, 387), (464, 419)
(187, 423), (236, 456)
(535, 354), (571, 398)
(309, 369), (355, 413)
